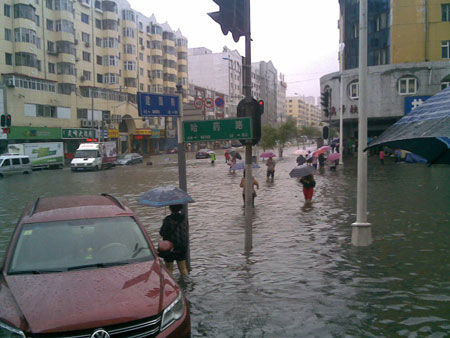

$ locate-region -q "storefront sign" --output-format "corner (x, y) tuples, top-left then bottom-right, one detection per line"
(135, 128), (152, 136)
(9, 126), (61, 140)
(107, 129), (119, 138)
(152, 129), (160, 138)
(135, 128), (161, 138)
(62, 128), (96, 139)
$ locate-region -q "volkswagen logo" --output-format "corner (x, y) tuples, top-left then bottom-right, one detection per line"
(91, 329), (110, 338)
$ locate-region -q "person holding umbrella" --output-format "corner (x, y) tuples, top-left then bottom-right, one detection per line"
(159, 204), (189, 276)
(266, 156), (276, 182)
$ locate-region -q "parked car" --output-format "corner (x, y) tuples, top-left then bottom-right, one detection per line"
(0, 194), (191, 337)
(115, 153), (143, 165)
(0, 154), (32, 178)
(195, 149), (212, 159)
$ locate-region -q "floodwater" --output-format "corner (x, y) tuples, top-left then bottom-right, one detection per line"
(0, 147), (449, 337)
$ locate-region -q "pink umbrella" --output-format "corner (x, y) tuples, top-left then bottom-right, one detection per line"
(327, 153), (340, 162)
(312, 146), (330, 157)
(294, 149), (308, 155)
(260, 152), (276, 158)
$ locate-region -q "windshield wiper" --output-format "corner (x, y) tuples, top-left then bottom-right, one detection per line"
(67, 262), (128, 271)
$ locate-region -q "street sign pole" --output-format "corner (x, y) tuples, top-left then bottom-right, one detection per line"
(243, 0), (253, 253)
(176, 86), (190, 270)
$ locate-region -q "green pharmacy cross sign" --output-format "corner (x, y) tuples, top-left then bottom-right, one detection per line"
(183, 117), (253, 142)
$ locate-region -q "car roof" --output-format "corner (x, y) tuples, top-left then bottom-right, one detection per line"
(20, 194), (135, 224)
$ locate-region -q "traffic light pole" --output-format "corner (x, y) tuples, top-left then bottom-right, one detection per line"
(243, 0), (253, 253)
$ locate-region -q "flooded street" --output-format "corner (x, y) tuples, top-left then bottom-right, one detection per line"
(1, 147), (449, 337)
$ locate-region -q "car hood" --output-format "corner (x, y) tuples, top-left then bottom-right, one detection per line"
(3, 260), (179, 334)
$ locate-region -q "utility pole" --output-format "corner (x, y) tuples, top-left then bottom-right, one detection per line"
(176, 85), (191, 268)
(243, 0), (253, 252)
(209, 0), (254, 251)
(352, 0), (372, 246)
(339, 41), (345, 166)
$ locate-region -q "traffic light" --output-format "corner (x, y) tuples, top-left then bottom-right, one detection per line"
(237, 98), (263, 145)
(322, 126), (329, 140)
(6, 114), (11, 127)
(208, 0), (249, 42)
(320, 91), (329, 115)
(0, 114), (5, 127)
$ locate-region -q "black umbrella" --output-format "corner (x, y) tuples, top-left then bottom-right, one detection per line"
(366, 87), (450, 164)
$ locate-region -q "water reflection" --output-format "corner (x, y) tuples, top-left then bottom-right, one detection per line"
(0, 149), (449, 336)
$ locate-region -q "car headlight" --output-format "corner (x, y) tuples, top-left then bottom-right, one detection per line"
(0, 321), (25, 337)
(160, 292), (185, 331)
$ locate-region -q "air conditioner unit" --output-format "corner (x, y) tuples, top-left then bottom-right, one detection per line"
(81, 119), (89, 127)
(87, 120), (94, 127)
(109, 123), (115, 129)
(94, 121), (101, 128)
(85, 42), (90, 47)
(75, 58), (79, 62)
(6, 79), (15, 87)
(80, 75), (86, 82)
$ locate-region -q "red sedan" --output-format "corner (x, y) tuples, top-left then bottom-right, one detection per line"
(0, 194), (190, 337)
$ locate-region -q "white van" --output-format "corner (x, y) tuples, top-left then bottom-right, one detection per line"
(0, 154), (32, 178)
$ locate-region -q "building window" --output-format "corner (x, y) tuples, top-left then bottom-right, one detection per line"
(57, 62), (75, 75)
(95, 18), (102, 29)
(46, 19), (53, 31)
(442, 40), (450, 59)
(123, 44), (136, 55)
(14, 4), (36, 21)
(36, 104), (56, 117)
(54, 0), (73, 12)
(398, 77), (418, 95)
(81, 32), (90, 43)
(4, 28), (12, 41)
(123, 61), (136, 71)
(82, 70), (91, 81)
(55, 19), (74, 34)
(48, 62), (55, 73)
(5, 53), (12, 65)
(81, 13), (89, 24)
(96, 37), (102, 47)
(442, 3), (450, 21)
(97, 74), (103, 83)
(441, 75), (450, 90)
(348, 82), (359, 99)
(15, 52), (39, 68)
(139, 53), (143, 61)
(4, 4), (11, 17)
(96, 55), (102, 65)
(47, 41), (54, 52)
(82, 51), (90, 62)
(46, 0), (52, 9)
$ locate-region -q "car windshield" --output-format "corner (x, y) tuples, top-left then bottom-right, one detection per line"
(74, 150), (98, 158)
(8, 217), (154, 274)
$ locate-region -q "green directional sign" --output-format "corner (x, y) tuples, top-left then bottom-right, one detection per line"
(184, 117), (252, 142)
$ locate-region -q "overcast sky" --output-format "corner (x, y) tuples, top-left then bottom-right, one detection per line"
(128, 0), (340, 98)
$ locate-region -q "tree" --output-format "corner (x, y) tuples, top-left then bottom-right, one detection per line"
(260, 125), (277, 151)
(276, 116), (297, 157)
(299, 125), (321, 140)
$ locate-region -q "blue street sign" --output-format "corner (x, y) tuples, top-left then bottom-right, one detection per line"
(215, 97), (225, 108)
(404, 96), (431, 115)
(137, 92), (180, 117)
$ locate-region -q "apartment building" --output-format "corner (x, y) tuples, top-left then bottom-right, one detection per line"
(0, 0), (188, 155)
(277, 73), (287, 122)
(188, 46), (285, 128)
(321, 0), (450, 140)
(286, 96), (321, 128)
